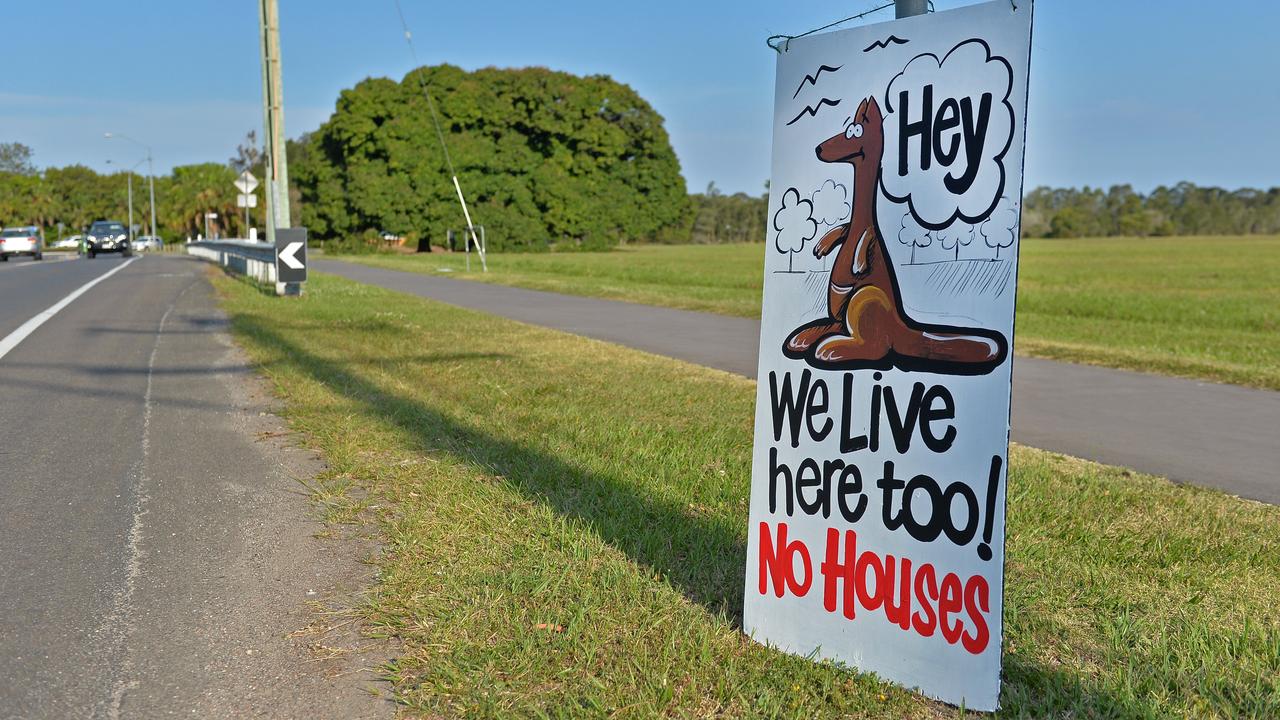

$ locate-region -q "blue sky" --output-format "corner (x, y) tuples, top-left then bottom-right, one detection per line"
(3, 0), (1277, 195)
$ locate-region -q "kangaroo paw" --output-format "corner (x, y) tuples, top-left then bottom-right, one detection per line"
(784, 320), (844, 357)
(811, 334), (890, 367)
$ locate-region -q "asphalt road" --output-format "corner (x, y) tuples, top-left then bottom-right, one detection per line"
(314, 259), (1280, 506)
(0, 254), (389, 718)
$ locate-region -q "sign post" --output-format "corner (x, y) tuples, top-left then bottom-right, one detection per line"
(744, 1), (1032, 710)
(204, 212), (218, 240)
(274, 226), (307, 296)
(235, 170), (260, 239)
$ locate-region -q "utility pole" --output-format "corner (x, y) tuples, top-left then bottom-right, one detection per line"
(127, 172), (134, 244)
(107, 157), (144, 243)
(259, 0), (291, 247)
(147, 154), (156, 240)
(895, 0), (928, 18)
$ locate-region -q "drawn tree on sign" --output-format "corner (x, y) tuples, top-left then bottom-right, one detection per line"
(773, 187), (817, 273)
(898, 212), (933, 264)
(810, 179), (850, 228)
(939, 223), (975, 261)
(981, 195), (1019, 259)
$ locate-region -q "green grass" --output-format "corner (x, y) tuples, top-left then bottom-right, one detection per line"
(1016, 236), (1280, 389)
(335, 236), (1280, 389)
(215, 270), (1279, 718)
(334, 244), (766, 317)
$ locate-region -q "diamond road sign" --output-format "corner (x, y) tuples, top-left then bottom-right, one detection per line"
(234, 169), (259, 195)
(275, 227), (307, 283)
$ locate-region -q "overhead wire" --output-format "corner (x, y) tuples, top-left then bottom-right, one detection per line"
(391, 0), (486, 269)
(765, 1), (941, 53)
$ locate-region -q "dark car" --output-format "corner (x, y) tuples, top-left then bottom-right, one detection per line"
(85, 221), (132, 258)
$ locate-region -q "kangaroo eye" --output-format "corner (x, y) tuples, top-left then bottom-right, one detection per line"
(845, 123), (864, 139)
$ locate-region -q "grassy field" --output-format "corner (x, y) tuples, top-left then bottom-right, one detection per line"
(338, 244), (766, 316)
(216, 270), (1279, 718)
(336, 236), (1280, 390)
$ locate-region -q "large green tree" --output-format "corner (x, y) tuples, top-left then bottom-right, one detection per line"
(294, 65), (690, 251)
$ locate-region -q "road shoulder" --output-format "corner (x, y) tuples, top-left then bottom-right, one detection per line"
(117, 262), (395, 717)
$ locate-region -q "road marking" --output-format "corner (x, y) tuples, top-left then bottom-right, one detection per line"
(103, 282), (192, 719)
(278, 241), (304, 269)
(0, 257), (138, 361)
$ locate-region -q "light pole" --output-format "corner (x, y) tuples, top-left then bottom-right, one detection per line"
(104, 133), (157, 239)
(106, 158), (145, 244)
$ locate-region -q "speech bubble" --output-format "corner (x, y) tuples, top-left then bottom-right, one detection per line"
(881, 39), (1014, 230)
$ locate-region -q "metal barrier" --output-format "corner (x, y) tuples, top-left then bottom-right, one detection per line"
(186, 239), (294, 295)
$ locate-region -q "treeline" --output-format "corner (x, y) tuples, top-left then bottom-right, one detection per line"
(0, 141), (298, 241)
(686, 184), (769, 244)
(685, 182), (1280, 244)
(5, 119), (1280, 247)
(1021, 183), (1280, 238)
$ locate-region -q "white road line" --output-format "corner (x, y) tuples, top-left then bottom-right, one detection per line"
(0, 257), (138, 361)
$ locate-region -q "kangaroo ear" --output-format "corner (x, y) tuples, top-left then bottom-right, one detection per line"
(865, 96), (882, 119)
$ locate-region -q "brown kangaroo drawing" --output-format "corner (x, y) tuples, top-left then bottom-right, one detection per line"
(783, 96), (1007, 374)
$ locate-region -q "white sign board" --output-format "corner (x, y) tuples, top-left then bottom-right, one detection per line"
(743, 1), (1032, 710)
(237, 193), (259, 208)
(234, 169), (259, 195)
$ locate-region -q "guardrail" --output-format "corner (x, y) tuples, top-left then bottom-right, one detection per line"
(186, 239), (297, 295)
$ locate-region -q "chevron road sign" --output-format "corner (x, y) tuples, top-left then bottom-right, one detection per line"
(274, 227), (307, 284)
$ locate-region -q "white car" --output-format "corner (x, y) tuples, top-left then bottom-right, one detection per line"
(1, 226), (44, 261)
(134, 235), (165, 251)
(53, 235), (82, 250)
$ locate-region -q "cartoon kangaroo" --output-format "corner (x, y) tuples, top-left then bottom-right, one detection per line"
(783, 96), (1007, 374)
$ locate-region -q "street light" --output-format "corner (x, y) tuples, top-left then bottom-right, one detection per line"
(106, 158), (146, 245)
(104, 132), (157, 241)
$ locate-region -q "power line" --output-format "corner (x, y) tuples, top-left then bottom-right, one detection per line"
(391, 0), (486, 270)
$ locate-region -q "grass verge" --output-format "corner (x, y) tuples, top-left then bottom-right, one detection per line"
(333, 235), (1280, 390)
(215, 271), (1280, 718)
(330, 244), (765, 317)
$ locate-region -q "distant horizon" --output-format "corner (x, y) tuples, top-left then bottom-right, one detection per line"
(14, 142), (1277, 198)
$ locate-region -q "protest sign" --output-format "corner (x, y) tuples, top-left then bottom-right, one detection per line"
(744, 0), (1033, 710)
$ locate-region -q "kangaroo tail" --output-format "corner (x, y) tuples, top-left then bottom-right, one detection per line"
(894, 325), (1008, 375)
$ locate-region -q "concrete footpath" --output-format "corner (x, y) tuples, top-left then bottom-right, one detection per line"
(314, 258), (1280, 506)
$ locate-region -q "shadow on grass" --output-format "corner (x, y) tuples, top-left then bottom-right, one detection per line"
(235, 314), (750, 623)
(232, 315), (1142, 716)
(998, 654), (1152, 719)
